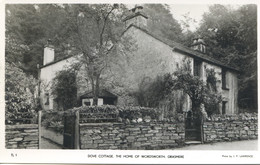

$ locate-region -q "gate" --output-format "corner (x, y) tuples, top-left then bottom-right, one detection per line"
(185, 111), (202, 142)
(63, 111), (79, 149)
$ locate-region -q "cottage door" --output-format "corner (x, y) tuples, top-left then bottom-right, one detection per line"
(185, 111), (202, 142)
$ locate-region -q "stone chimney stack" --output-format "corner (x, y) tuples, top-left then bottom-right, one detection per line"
(43, 39), (55, 65)
(123, 5), (148, 29)
(191, 37), (206, 54)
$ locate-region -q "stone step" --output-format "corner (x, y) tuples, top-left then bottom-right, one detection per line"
(185, 141), (202, 145)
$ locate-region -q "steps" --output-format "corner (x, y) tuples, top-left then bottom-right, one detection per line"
(185, 141), (202, 145)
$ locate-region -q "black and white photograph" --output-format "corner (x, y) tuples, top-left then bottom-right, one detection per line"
(1, 0), (259, 164)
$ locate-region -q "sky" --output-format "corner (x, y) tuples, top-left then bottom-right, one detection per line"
(169, 4), (210, 31)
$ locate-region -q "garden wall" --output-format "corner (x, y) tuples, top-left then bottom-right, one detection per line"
(80, 122), (185, 150)
(5, 124), (39, 149)
(203, 113), (258, 143)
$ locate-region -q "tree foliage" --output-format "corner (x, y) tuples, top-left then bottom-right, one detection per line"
(194, 4), (257, 111)
(51, 69), (77, 110)
(134, 74), (175, 108)
(143, 4), (184, 43)
(5, 62), (39, 124)
(5, 4), (71, 76)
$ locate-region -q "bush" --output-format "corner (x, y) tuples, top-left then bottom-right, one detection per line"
(133, 74), (174, 108)
(206, 112), (258, 122)
(41, 110), (64, 133)
(5, 62), (40, 124)
(41, 105), (183, 130)
(68, 105), (161, 123)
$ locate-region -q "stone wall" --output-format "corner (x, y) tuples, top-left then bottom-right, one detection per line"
(80, 122), (185, 150)
(5, 124), (39, 149)
(203, 113), (258, 143)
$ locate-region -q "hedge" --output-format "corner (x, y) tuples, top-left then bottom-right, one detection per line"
(206, 112), (258, 122)
(69, 105), (161, 122)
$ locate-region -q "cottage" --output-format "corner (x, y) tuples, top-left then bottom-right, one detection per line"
(40, 6), (239, 115)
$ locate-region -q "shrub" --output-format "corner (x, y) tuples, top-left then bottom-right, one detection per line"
(5, 62), (40, 124)
(68, 105), (161, 123)
(206, 112), (258, 122)
(41, 110), (64, 133)
(41, 105), (183, 129)
(133, 74), (174, 108)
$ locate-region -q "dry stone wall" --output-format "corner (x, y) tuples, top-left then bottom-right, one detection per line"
(80, 122), (185, 150)
(5, 124), (39, 149)
(203, 113), (258, 142)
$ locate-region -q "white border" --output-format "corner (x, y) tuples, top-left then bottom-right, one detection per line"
(0, 0), (259, 164)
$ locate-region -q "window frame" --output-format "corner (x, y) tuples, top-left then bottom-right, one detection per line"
(193, 59), (202, 77)
(222, 69), (229, 90)
(222, 101), (227, 114)
(44, 93), (49, 105)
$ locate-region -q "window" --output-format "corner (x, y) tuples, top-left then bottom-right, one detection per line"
(222, 69), (229, 90)
(201, 44), (206, 53)
(84, 101), (91, 106)
(222, 101), (227, 114)
(82, 99), (91, 106)
(45, 93), (49, 105)
(194, 59), (202, 77)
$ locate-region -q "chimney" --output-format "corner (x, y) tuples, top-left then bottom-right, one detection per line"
(123, 5), (148, 29)
(43, 39), (55, 65)
(191, 37), (206, 54)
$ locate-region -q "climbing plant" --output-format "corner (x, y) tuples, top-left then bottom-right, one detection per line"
(173, 59), (222, 118)
(206, 68), (218, 92)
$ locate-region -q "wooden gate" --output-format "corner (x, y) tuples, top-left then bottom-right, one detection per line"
(185, 111), (202, 142)
(63, 111), (79, 149)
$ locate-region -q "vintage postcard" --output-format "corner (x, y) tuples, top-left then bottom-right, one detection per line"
(0, 0), (259, 164)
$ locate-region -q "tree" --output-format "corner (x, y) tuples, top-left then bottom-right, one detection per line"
(5, 4), (134, 107)
(5, 4), (70, 76)
(143, 4), (184, 43)
(63, 4), (129, 105)
(5, 62), (39, 124)
(51, 69), (77, 110)
(194, 4), (257, 111)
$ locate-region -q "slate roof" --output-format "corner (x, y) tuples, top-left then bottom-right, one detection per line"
(80, 90), (118, 99)
(127, 24), (240, 72)
(40, 54), (74, 69)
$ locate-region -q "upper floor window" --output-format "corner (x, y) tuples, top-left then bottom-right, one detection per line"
(45, 93), (49, 105)
(194, 59), (202, 77)
(222, 69), (229, 90)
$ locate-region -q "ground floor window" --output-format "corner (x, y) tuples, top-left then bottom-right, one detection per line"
(83, 99), (91, 106)
(222, 101), (227, 114)
(82, 98), (104, 106)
